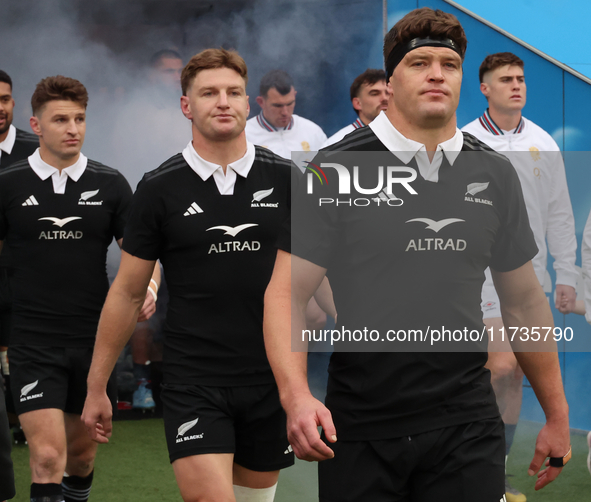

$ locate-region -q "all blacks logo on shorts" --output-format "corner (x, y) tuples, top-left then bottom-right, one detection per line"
(20, 380), (43, 402)
(305, 162), (418, 207)
(175, 418), (204, 443)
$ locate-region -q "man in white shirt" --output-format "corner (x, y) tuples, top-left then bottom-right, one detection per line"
(246, 69), (328, 332)
(322, 68), (390, 147)
(462, 52), (577, 502)
(576, 211), (591, 476)
(245, 69), (326, 159)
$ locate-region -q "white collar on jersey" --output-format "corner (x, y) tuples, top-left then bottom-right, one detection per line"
(0, 124), (17, 156)
(182, 140), (256, 195)
(28, 148), (87, 194)
(369, 111), (463, 183)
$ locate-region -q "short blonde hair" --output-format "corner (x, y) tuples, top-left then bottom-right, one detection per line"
(181, 48), (248, 95)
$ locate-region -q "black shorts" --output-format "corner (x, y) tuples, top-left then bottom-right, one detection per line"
(8, 345), (117, 416)
(319, 417), (505, 502)
(162, 382), (294, 471)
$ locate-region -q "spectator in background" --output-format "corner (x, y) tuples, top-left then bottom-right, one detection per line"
(245, 69), (326, 158)
(462, 52), (577, 502)
(110, 49), (189, 189)
(323, 68), (390, 147)
(148, 49), (183, 91)
(246, 69), (328, 334)
(575, 209), (591, 476)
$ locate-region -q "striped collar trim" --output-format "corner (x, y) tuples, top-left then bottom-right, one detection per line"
(256, 112), (294, 132)
(478, 109), (524, 136)
(352, 118), (365, 129)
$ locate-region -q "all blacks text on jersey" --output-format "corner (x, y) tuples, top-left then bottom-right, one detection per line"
(78, 189), (104, 205)
(251, 187), (279, 208)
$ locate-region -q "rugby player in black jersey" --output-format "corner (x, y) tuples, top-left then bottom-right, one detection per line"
(0, 69), (39, 502)
(264, 8), (571, 502)
(83, 49), (294, 502)
(0, 76), (157, 502)
(0, 70), (39, 170)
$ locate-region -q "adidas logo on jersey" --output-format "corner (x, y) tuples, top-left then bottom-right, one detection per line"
(175, 418), (204, 443)
(20, 380), (43, 402)
(22, 195), (39, 206)
(78, 189), (103, 205)
(284, 445), (293, 454)
(251, 187), (278, 208)
(184, 202), (204, 216)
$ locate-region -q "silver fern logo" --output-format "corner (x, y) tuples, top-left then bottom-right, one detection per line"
(177, 418), (199, 437)
(252, 187), (278, 208)
(252, 188), (274, 202)
(464, 182), (493, 207)
(466, 182), (489, 196)
(175, 418), (204, 443)
(80, 189), (100, 201)
(21, 380), (39, 397)
(79, 189), (103, 205)
(20, 380), (43, 402)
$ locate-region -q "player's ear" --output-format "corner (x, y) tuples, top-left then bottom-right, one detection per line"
(352, 97), (362, 112)
(256, 96), (264, 108)
(246, 95), (250, 116)
(180, 95), (192, 120)
(30, 115), (41, 137)
(480, 82), (489, 98)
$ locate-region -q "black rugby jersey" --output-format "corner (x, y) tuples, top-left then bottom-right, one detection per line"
(0, 128), (39, 270)
(0, 158), (132, 346)
(0, 128), (38, 169)
(286, 126), (538, 440)
(123, 146), (292, 386)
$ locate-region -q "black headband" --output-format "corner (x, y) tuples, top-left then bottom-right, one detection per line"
(385, 37), (462, 81)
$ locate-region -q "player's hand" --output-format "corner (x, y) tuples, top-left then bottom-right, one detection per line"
(283, 391), (337, 462)
(528, 416), (570, 490)
(81, 390), (114, 444)
(137, 289), (157, 323)
(555, 285), (576, 314)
